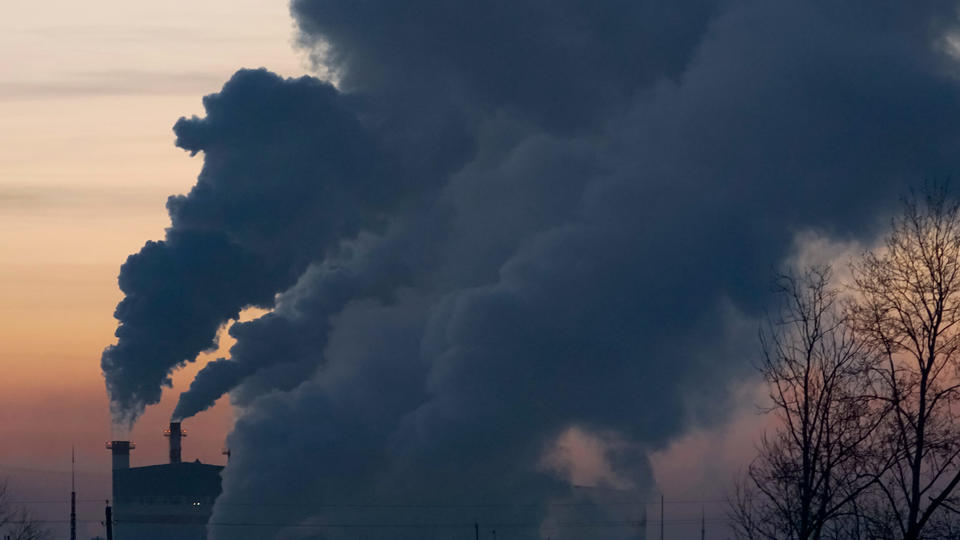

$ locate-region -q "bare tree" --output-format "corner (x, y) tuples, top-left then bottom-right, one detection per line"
(5, 510), (49, 540)
(0, 481), (10, 533)
(849, 188), (960, 540)
(0, 481), (49, 540)
(731, 267), (881, 540)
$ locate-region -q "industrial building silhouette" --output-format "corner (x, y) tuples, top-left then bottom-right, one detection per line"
(107, 422), (222, 539)
(100, 425), (647, 540)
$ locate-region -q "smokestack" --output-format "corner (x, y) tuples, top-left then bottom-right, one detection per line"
(105, 441), (134, 470)
(164, 422), (185, 464)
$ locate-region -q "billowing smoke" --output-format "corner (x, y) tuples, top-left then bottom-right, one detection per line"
(99, 0), (960, 538)
(103, 67), (471, 425)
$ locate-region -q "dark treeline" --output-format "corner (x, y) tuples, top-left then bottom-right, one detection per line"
(733, 188), (960, 540)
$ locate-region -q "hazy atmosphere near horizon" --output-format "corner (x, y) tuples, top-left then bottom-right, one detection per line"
(1, 1), (304, 537)
(7, 2), (960, 539)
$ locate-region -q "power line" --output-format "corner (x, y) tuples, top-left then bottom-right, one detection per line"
(5, 517), (736, 527)
(7, 497), (730, 507)
(9, 500), (109, 505)
(0, 463), (109, 475)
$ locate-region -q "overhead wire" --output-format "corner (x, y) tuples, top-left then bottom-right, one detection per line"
(4, 517), (737, 527)
(7, 497), (731, 507)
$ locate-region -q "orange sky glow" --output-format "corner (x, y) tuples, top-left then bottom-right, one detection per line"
(0, 3), (767, 538)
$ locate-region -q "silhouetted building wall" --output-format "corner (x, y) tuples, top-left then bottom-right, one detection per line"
(112, 461), (223, 540)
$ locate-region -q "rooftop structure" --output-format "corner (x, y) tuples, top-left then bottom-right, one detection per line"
(108, 422), (223, 540)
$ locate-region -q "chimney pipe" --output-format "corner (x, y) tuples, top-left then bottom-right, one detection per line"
(164, 422), (185, 464)
(105, 441), (134, 470)
(105, 502), (113, 540)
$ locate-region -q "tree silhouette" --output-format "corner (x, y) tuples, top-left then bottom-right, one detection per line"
(731, 267), (881, 540)
(0, 481), (49, 540)
(850, 188), (960, 539)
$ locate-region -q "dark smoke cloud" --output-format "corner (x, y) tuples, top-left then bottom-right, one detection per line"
(99, 0), (960, 538)
(171, 229), (423, 420)
(293, 0), (721, 132)
(102, 68), (468, 424)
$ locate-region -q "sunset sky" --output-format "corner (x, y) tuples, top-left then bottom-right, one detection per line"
(1, 2), (306, 533)
(1, 2), (759, 534)
(7, 2), (960, 540)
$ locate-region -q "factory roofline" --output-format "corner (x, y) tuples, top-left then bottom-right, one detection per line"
(114, 460), (223, 499)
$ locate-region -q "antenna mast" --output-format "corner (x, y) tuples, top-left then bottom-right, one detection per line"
(70, 447), (76, 540)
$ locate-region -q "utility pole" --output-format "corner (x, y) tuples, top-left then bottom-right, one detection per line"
(660, 494), (664, 540)
(700, 506), (705, 540)
(105, 502), (113, 540)
(70, 447), (77, 540)
(475, 520), (479, 540)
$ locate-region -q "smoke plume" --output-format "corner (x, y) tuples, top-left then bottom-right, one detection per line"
(98, 1), (960, 538)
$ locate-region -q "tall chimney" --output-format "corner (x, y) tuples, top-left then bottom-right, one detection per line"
(106, 441), (134, 470)
(164, 422), (185, 463)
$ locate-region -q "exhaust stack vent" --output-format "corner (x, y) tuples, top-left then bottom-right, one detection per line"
(105, 441), (135, 470)
(163, 422), (186, 464)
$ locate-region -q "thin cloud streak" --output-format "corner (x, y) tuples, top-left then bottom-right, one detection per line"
(0, 70), (229, 100)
